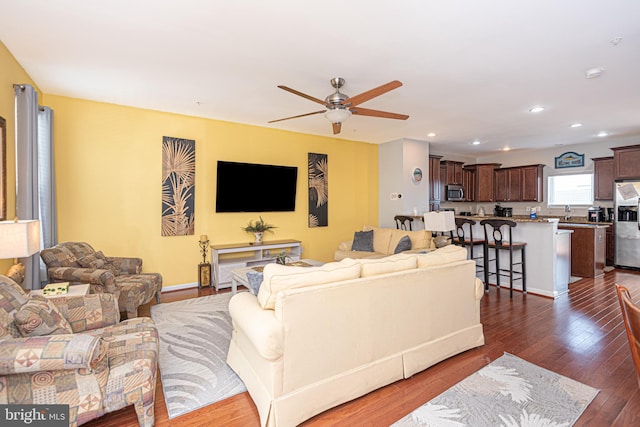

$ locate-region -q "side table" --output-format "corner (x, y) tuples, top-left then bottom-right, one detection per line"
(31, 283), (90, 298)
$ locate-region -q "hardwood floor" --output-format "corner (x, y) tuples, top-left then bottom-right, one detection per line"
(85, 269), (640, 427)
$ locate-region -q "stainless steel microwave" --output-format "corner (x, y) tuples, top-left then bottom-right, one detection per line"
(446, 184), (465, 201)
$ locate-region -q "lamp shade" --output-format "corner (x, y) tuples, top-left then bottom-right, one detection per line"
(324, 108), (351, 123)
(423, 211), (455, 232)
(0, 220), (41, 259)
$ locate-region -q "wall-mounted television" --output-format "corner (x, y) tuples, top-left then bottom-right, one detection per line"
(215, 161), (298, 212)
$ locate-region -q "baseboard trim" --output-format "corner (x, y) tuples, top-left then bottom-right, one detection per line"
(161, 282), (199, 293)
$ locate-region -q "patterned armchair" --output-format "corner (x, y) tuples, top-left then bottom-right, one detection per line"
(40, 242), (162, 318)
(0, 275), (158, 427)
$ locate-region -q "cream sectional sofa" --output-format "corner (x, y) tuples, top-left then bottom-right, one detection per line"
(334, 225), (435, 261)
(226, 245), (485, 427)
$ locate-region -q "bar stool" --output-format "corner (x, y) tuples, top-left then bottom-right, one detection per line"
(480, 219), (526, 297)
(451, 217), (485, 278)
(394, 215), (413, 231)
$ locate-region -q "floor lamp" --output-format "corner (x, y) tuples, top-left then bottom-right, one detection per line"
(423, 211), (455, 248)
(0, 219), (41, 285)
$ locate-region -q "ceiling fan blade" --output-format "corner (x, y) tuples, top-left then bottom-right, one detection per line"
(277, 85), (326, 106)
(268, 110), (325, 123)
(351, 107), (409, 120)
(332, 122), (342, 134)
(345, 80), (403, 107)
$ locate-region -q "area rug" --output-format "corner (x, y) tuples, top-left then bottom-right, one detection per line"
(150, 292), (246, 418)
(392, 353), (598, 427)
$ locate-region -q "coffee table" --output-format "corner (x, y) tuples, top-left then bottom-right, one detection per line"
(230, 259), (323, 295)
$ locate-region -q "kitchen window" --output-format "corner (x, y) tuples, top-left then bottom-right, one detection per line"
(548, 173), (594, 206)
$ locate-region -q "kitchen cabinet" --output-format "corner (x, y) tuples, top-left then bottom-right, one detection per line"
(611, 144), (640, 179)
(495, 164), (544, 202)
(439, 164), (447, 202)
(592, 157), (614, 201)
(606, 224), (614, 266)
(495, 167), (522, 202)
(464, 163), (500, 202)
(442, 160), (464, 185)
(463, 167), (475, 201)
(520, 165), (544, 202)
(428, 155), (442, 211)
(558, 224), (607, 278)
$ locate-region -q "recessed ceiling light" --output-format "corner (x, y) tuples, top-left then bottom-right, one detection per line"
(529, 106), (545, 113)
(570, 123), (583, 128)
(597, 131), (609, 137)
(427, 132), (436, 137)
(503, 147), (511, 151)
(610, 37), (623, 46)
(472, 140), (481, 145)
(585, 68), (604, 79)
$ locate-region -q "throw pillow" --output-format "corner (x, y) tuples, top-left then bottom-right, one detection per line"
(352, 230), (374, 252)
(14, 295), (73, 337)
(246, 271), (264, 296)
(77, 251), (118, 274)
(394, 235), (412, 254)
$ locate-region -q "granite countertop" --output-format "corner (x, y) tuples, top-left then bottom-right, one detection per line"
(457, 215), (558, 223)
(456, 215), (612, 227)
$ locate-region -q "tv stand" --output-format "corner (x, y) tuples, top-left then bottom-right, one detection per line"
(210, 239), (302, 291)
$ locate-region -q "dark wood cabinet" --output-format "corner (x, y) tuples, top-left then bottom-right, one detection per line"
(442, 160), (464, 185)
(520, 165), (544, 202)
(428, 155), (442, 207)
(593, 157), (614, 201)
(612, 144), (640, 179)
(558, 225), (606, 278)
(495, 164), (544, 202)
(464, 163), (500, 202)
(494, 169), (508, 201)
(463, 167), (475, 201)
(606, 224), (614, 266)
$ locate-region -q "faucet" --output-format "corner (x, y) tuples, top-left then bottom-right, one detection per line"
(564, 205), (571, 221)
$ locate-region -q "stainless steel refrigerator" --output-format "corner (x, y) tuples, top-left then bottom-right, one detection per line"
(614, 180), (640, 269)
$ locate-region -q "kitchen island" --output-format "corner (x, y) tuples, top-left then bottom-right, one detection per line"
(461, 216), (569, 298)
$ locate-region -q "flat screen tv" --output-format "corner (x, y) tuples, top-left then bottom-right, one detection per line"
(215, 161), (298, 212)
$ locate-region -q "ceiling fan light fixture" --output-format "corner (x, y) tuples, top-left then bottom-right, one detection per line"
(325, 108), (351, 124)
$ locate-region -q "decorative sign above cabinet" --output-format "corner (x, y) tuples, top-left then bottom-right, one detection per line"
(555, 151), (584, 169)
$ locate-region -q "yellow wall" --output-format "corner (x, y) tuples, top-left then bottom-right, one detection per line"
(0, 42), (40, 273)
(45, 95), (379, 287)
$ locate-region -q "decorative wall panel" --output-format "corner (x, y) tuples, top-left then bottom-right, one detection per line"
(308, 153), (328, 227)
(162, 136), (195, 236)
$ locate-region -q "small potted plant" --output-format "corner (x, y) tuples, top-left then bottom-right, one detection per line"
(241, 216), (277, 243)
(274, 250), (291, 265)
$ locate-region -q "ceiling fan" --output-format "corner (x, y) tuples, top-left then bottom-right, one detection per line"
(268, 77), (409, 135)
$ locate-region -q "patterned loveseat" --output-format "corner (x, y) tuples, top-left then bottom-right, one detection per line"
(40, 242), (162, 318)
(0, 274), (159, 427)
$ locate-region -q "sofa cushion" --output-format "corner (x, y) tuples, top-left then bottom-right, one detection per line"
(77, 250), (119, 275)
(393, 235), (412, 254)
(351, 230), (374, 252)
(416, 244), (468, 268)
(258, 259), (361, 309)
(358, 253), (418, 277)
(14, 296), (74, 337)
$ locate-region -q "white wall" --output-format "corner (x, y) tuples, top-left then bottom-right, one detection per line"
(378, 138), (430, 228)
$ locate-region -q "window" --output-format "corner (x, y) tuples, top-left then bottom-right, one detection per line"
(547, 173), (594, 206)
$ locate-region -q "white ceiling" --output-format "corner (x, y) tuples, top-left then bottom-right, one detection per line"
(1, 0), (639, 155)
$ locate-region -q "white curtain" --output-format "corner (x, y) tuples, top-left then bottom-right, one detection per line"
(38, 106), (57, 286)
(14, 84), (57, 290)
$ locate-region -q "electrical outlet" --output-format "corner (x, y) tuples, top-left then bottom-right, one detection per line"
(390, 193), (403, 200)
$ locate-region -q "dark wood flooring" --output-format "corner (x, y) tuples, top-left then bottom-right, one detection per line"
(85, 269), (640, 427)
